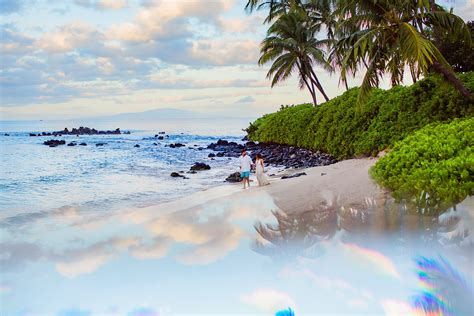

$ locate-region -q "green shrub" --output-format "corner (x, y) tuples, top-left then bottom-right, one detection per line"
(370, 118), (474, 214)
(248, 73), (474, 159)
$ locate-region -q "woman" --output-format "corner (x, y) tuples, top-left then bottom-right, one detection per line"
(255, 153), (270, 186)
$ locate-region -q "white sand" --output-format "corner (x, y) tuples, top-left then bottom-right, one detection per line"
(129, 158), (388, 218)
(265, 158), (388, 212)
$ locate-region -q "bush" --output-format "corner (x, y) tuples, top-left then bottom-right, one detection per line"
(248, 73), (474, 159)
(370, 118), (474, 214)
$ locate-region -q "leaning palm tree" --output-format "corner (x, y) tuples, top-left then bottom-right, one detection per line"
(334, 0), (472, 104)
(259, 9), (332, 105)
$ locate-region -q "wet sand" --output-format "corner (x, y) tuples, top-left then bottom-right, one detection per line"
(133, 158), (386, 217)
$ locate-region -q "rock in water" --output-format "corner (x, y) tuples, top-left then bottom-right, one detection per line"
(170, 172), (184, 178)
(225, 172), (241, 182)
(43, 139), (66, 147)
(134, 144), (140, 148)
(281, 172), (307, 179)
(190, 162), (211, 171)
(79, 143), (87, 146)
(96, 143), (107, 147)
(67, 142), (76, 146)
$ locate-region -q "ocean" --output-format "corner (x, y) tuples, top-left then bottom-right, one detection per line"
(0, 117), (253, 220)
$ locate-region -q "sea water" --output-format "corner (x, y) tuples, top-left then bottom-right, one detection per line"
(0, 118), (252, 219)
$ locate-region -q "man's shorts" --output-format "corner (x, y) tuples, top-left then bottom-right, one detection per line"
(240, 171), (250, 178)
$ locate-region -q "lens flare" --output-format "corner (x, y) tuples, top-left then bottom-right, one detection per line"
(342, 243), (400, 279)
(412, 256), (473, 315)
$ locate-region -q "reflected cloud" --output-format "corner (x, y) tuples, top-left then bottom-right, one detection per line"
(241, 288), (295, 313)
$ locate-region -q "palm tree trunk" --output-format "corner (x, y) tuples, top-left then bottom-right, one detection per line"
(431, 61), (474, 102)
(309, 69), (330, 102)
(297, 62), (318, 106)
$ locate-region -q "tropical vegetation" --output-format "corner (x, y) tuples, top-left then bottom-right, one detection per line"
(370, 117), (474, 214)
(246, 0), (473, 105)
(246, 72), (473, 160)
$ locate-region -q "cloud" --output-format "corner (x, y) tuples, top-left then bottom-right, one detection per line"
(36, 21), (104, 53)
(0, 0), (269, 109)
(74, 0), (128, 10)
(381, 299), (415, 316)
(188, 39), (260, 66)
(126, 307), (159, 316)
(241, 288), (296, 312)
(235, 96), (255, 104)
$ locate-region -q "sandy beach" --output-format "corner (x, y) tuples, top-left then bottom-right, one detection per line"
(130, 157), (387, 218)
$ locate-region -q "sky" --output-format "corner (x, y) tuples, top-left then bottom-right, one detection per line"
(1, 0), (473, 120)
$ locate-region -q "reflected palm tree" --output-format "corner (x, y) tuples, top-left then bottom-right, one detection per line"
(252, 196), (473, 261)
(252, 197), (340, 260)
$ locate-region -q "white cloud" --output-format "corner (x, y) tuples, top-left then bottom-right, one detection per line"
(188, 39), (260, 65)
(241, 288), (296, 312)
(55, 251), (113, 278)
(74, 0), (128, 10)
(36, 21), (103, 53)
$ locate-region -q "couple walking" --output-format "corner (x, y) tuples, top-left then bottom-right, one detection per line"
(238, 149), (270, 189)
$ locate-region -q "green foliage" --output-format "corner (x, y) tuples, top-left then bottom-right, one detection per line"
(370, 118), (474, 214)
(248, 73), (474, 160)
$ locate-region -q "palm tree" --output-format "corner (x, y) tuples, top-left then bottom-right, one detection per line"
(245, 0), (298, 24)
(334, 0), (472, 104)
(259, 9), (332, 105)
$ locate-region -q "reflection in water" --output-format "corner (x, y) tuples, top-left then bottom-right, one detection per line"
(1, 190), (473, 315)
(253, 197), (338, 260)
(252, 196), (473, 262)
(252, 196), (474, 315)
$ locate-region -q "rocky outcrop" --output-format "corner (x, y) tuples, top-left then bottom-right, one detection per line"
(167, 143), (185, 148)
(170, 172), (187, 179)
(225, 172), (241, 182)
(207, 139), (336, 168)
(43, 139), (66, 147)
(32, 127), (128, 136)
(190, 162), (211, 171)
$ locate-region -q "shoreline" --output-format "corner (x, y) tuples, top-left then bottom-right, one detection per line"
(127, 157), (386, 218)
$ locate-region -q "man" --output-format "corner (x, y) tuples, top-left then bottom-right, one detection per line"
(239, 149), (254, 189)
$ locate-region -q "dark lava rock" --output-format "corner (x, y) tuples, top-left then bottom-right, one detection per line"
(43, 139), (66, 147)
(134, 144), (140, 148)
(50, 127), (122, 136)
(29, 133), (37, 136)
(225, 172), (241, 183)
(170, 172), (184, 178)
(96, 142), (107, 147)
(190, 162), (211, 171)
(157, 136), (164, 140)
(123, 131), (131, 134)
(186, 170), (197, 174)
(197, 147), (204, 151)
(67, 142), (76, 146)
(208, 153), (216, 158)
(4, 133), (10, 136)
(168, 143), (185, 148)
(281, 172), (307, 179)
(153, 143), (158, 146)
(158, 131), (165, 134)
(208, 138), (337, 169)
(79, 143), (87, 146)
